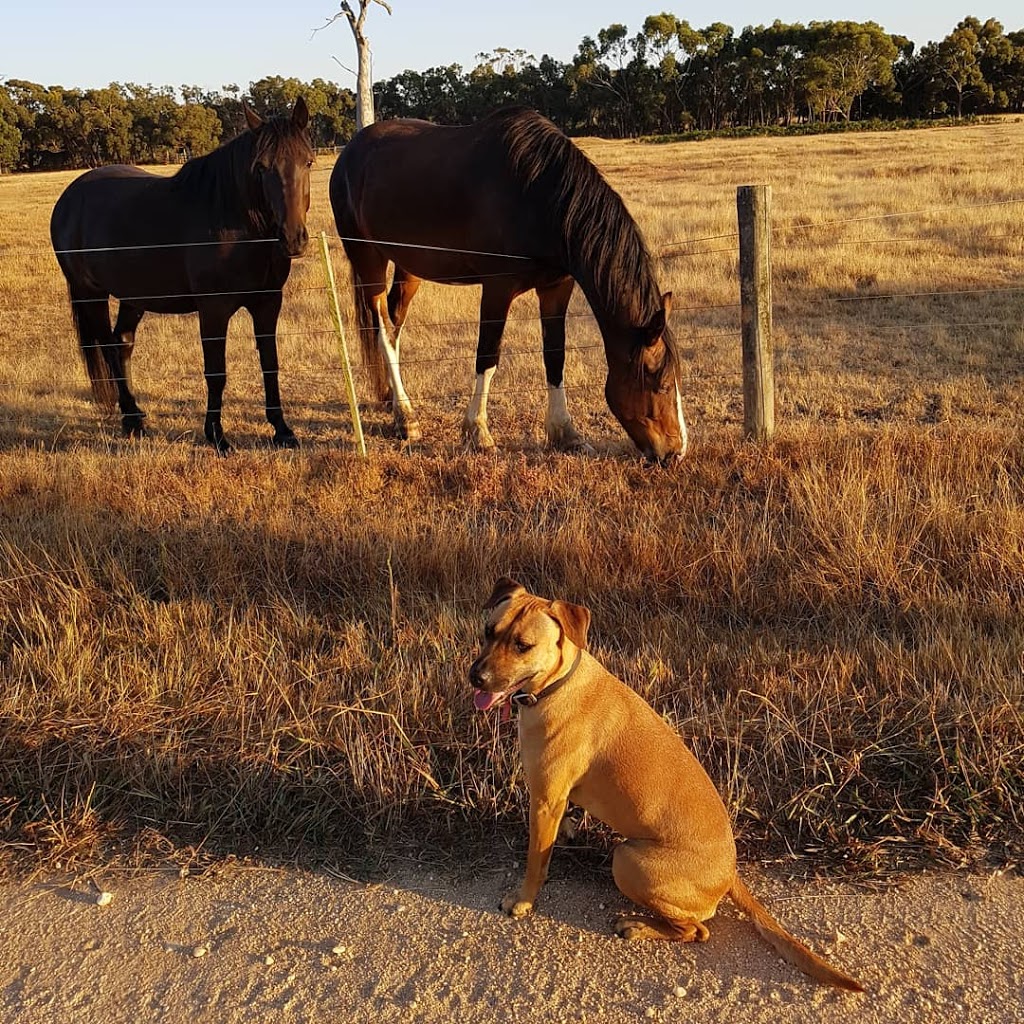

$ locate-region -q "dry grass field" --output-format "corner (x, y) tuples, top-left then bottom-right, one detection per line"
(0, 120), (1022, 874)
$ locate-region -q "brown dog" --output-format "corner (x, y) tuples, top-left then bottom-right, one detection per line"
(469, 578), (864, 992)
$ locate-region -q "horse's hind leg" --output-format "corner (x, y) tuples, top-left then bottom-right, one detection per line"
(347, 243), (420, 442)
(377, 269), (421, 412)
(537, 278), (591, 454)
(386, 268), (421, 359)
(110, 301), (147, 437)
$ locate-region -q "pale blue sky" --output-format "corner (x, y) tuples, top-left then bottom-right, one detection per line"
(4, 1), (1021, 94)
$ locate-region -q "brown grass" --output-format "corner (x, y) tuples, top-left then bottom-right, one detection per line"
(1, 122), (1022, 872)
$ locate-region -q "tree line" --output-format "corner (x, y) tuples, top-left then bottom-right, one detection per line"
(376, 15), (1024, 135)
(0, 77), (355, 172)
(3, 14), (1023, 172)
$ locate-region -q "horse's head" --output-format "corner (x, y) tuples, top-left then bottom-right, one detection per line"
(604, 292), (688, 464)
(244, 97), (314, 258)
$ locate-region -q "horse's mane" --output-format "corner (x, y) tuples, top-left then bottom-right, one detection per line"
(493, 107), (665, 334)
(169, 115), (302, 233)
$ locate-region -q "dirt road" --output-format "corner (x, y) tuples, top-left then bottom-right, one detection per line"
(2, 859), (1021, 1023)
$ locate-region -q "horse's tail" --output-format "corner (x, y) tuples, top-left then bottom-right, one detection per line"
(352, 274), (389, 404)
(729, 875), (864, 992)
(329, 148), (390, 405)
(68, 287), (118, 410)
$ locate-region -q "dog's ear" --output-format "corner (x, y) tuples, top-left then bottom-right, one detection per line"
(548, 600), (591, 650)
(483, 577), (524, 611)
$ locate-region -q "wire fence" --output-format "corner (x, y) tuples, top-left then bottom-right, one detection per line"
(1, 188), (1022, 451)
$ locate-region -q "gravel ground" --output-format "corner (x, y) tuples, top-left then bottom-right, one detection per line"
(2, 859), (1022, 1023)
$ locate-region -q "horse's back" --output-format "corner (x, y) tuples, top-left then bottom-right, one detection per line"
(50, 164), (210, 308)
(51, 165), (166, 252)
(330, 113), (543, 276)
(330, 118), (467, 215)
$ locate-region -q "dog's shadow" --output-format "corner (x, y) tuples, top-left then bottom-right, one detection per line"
(382, 853), (849, 1006)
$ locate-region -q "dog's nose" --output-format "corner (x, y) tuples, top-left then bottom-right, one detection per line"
(469, 659), (489, 688)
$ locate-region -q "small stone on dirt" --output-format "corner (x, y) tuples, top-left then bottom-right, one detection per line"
(673, 986), (687, 998)
(191, 945), (207, 958)
(332, 944), (346, 955)
(263, 955), (274, 966)
(95, 891), (113, 907)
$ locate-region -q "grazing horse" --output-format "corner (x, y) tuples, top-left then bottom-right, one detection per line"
(329, 106), (687, 462)
(50, 98), (314, 452)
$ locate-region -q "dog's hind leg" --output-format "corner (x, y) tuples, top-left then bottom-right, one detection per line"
(613, 915), (709, 942)
(611, 838), (723, 943)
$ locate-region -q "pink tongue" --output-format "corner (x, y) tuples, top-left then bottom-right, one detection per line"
(474, 689), (505, 711)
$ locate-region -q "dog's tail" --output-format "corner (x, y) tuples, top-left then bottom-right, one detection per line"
(728, 874), (864, 992)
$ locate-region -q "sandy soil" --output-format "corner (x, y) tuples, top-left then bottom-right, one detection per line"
(1, 858), (1021, 1023)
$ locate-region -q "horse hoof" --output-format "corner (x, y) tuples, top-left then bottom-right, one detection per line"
(272, 431), (299, 450)
(461, 421), (496, 451)
(547, 425), (592, 455)
(205, 434), (232, 455)
(122, 416), (147, 439)
(397, 420), (422, 443)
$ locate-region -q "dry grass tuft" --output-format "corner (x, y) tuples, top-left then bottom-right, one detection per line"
(1, 123), (1023, 871)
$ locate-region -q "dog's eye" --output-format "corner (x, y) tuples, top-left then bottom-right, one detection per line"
(514, 638), (533, 654)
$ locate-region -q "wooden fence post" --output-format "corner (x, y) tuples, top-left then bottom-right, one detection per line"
(736, 184), (775, 441)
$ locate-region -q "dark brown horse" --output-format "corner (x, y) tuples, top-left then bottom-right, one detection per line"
(50, 98), (314, 452)
(329, 106), (687, 461)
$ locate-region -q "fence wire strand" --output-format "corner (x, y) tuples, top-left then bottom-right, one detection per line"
(779, 196), (1024, 233)
(3, 185), (1023, 443)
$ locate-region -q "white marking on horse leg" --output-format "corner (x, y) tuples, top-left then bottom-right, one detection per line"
(377, 318), (419, 441)
(462, 367), (497, 449)
(675, 384), (689, 456)
(545, 382), (591, 453)
(545, 383), (571, 441)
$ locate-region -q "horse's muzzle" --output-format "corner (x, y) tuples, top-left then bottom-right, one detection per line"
(643, 449), (683, 468)
(282, 227), (309, 258)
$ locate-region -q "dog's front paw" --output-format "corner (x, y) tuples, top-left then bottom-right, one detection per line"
(500, 893), (534, 919)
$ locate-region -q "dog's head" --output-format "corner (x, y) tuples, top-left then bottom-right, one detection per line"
(468, 578), (590, 712)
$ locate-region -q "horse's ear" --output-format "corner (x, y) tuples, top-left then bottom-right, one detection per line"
(548, 600), (591, 650)
(643, 293), (671, 345)
(243, 101), (263, 132)
(292, 96), (309, 130)
(483, 577), (524, 611)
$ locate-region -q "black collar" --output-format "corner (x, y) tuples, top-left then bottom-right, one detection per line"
(509, 649), (583, 709)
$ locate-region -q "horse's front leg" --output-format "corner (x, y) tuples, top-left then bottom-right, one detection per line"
(249, 291), (297, 448)
(463, 285), (515, 450)
(198, 303), (234, 454)
(537, 278), (592, 453)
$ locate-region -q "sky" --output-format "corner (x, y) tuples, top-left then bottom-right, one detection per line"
(4, 1), (1022, 95)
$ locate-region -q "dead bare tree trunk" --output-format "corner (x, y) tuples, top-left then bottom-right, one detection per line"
(316, 0), (392, 132)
